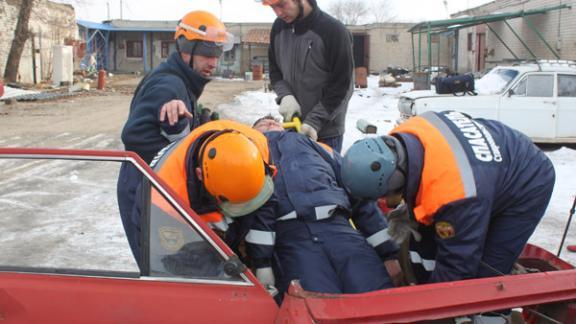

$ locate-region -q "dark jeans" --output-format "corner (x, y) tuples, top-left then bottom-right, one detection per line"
(117, 162), (143, 264)
(319, 134), (343, 153)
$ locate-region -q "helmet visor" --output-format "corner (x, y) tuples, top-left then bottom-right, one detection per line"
(218, 175), (274, 217)
(177, 22), (235, 52)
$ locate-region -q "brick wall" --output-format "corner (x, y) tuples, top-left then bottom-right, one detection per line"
(0, 0), (76, 84)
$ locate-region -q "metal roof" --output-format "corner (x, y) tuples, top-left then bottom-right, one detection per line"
(409, 4), (571, 33)
(77, 19), (177, 32)
(243, 29), (270, 45)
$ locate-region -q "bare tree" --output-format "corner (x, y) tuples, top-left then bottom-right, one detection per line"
(327, 0), (395, 25)
(4, 0), (35, 83)
(370, 0), (396, 23)
(327, 0), (369, 25)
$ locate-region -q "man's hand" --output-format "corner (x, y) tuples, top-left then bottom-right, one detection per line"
(256, 267), (278, 296)
(278, 95), (301, 121)
(387, 203), (421, 244)
(159, 99), (193, 126)
(299, 123), (318, 141)
(384, 259), (404, 287)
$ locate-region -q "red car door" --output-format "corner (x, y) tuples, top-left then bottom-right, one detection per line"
(0, 149), (278, 323)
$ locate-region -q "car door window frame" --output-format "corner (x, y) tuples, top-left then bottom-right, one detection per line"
(558, 74), (576, 97)
(0, 149), (253, 286)
(511, 73), (555, 97)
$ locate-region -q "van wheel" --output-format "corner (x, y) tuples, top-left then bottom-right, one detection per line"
(564, 144), (576, 151)
(536, 143), (562, 152)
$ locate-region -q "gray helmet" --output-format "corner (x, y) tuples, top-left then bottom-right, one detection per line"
(341, 136), (406, 199)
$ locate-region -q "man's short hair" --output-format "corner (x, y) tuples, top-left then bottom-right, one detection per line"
(252, 114), (279, 128)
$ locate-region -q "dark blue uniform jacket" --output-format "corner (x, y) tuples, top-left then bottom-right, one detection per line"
(396, 111), (555, 283)
(121, 52), (209, 163)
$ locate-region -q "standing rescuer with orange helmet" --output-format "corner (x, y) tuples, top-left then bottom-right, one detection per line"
(118, 11), (234, 261)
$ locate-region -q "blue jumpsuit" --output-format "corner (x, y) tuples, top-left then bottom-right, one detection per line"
(392, 111), (555, 283)
(246, 131), (397, 297)
(117, 51), (209, 264)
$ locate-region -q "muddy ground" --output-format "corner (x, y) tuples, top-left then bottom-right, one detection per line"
(0, 75), (267, 149)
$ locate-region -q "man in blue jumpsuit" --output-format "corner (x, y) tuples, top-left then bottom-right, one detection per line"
(342, 111), (555, 323)
(248, 116), (398, 300)
(117, 11), (234, 261)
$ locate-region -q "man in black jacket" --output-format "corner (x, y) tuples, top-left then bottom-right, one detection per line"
(117, 10), (234, 260)
(260, 0), (354, 152)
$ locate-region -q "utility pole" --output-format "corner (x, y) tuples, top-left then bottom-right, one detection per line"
(107, 2), (110, 20)
(219, 0), (223, 20)
(120, 0), (123, 20)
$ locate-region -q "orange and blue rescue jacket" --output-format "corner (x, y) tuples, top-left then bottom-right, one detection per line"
(151, 120), (271, 225)
(392, 111), (554, 282)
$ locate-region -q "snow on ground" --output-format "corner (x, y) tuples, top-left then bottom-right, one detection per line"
(219, 75), (576, 265)
(0, 86), (39, 100)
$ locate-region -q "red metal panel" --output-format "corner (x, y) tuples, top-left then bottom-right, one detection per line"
(0, 272), (278, 323)
(280, 269), (576, 323)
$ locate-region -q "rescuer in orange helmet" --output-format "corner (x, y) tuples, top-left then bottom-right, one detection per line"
(122, 120), (277, 275)
(118, 11), (235, 260)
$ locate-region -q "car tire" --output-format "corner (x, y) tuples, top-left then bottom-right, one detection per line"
(535, 143), (562, 152)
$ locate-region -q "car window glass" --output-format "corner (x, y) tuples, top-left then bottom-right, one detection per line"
(145, 186), (243, 282)
(512, 77), (527, 96)
(558, 74), (576, 97)
(526, 74), (554, 97)
(477, 68), (519, 94)
(0, 158), (139, 275)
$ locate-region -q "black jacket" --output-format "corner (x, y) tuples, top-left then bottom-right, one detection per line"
(269, 7), (354, 139)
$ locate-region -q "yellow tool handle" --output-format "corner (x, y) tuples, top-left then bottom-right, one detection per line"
(282, 117), (302, 132)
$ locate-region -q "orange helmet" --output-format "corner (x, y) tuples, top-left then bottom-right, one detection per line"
(256, 0), (282, 5)
(174, 11), (234, 53)
(199, 130), (275, 217)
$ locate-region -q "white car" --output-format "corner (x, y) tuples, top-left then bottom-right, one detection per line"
(398, 61), (576, 144)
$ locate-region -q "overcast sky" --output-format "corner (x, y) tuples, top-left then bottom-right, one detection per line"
(56, 0), (493, 23)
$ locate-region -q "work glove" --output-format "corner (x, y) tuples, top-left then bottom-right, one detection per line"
(256, 267), (278, 297)
(386, 203), (421, 244)
(278, 95), (301, 121)
(299, 123), (318, 141)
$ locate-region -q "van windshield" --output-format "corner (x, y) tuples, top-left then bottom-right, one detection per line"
(476, 68), (519, 95)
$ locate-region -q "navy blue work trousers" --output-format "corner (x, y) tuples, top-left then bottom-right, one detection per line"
(274, 216), (393, 298)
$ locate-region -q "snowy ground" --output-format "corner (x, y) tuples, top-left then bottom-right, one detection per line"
(219, 75), (576, 265)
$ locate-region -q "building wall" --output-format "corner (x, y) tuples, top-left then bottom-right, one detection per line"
(109, 31), (175, 74)
(454, 0), (576, 72)
(0, 0), (76, 83)
(91, 20), (452, 77)
(353, 23), (452, 73)
(225, 22), (272, 76)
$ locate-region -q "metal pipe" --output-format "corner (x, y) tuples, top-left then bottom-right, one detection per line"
(411, 33), (416, 73)
(504, 20), (537, 59)
(427, 23), (432, 89)
(557, 195), (576, 257)
(485, 23), (519, 60)
(418, 31), (422, 71)
(523, 16), (561, 59)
